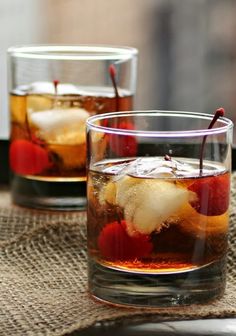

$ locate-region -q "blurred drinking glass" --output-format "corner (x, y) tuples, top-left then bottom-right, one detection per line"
(8, 45), (138, 210)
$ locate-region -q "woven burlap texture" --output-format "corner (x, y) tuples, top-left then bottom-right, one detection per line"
(0, 175), (236, 336)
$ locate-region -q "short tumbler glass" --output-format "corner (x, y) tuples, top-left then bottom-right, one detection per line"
(86, 110), (233, 307)
(8, 45), (137, 210)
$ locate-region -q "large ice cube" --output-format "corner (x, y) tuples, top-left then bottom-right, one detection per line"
(29, 82), (108, 96)
(102, 157), (197, 179)
(98, 157), (198, 235)
(27, 95), (53, 113)
(129, 157), (197, 178)
(100, 174), (191, 235)
(30, 108), (89, 145)
(116, 177), (190, 235)
(29, 82), (81, 95)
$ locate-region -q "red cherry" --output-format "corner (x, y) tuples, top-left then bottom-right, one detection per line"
(109, 121), (137, 157)
(10, 139), (51, 175)
(188, 173), (230, 216)
(98, 221), (152, 261)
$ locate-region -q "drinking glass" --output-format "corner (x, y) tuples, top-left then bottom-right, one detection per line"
(86, 110), (233, 307)
(8, 45), (138, 210)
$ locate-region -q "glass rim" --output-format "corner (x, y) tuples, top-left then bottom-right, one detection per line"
(87, 110), (234, 138)
(7, 44), (138, 61)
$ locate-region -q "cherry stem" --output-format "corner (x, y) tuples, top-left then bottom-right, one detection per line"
(199, 107), (225, 174)
(109, 64), (120, 111)
(53, 80), (59, 95)
(53, 79), (59, 107)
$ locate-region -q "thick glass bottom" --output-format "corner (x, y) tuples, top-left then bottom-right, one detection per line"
(11, 175), (87, 210)
(88, 258), (226, 308)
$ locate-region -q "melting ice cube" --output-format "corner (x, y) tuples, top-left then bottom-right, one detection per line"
(30, 108), (89, 145)
(99, 157), (194, 235)
(103, 161), (133, 175)
(116, 176), (190, 235)
(29, 82), (81, 95)
(122, 157), (199, 178)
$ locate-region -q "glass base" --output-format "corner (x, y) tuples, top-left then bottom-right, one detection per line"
(88, 258), (226, 308)
(11, 175), (87, 210)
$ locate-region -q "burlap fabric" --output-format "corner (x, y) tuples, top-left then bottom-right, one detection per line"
(0, 175), (236, 336)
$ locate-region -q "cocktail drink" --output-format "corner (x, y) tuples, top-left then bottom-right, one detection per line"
(86, 110), (233, 307)
(8, 46), (137, 209)
(10, 82), (132, 179)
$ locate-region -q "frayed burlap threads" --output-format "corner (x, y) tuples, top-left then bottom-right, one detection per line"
(0, 178), (235, 336)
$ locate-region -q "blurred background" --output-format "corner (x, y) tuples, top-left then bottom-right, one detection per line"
(0, 0), (236, 140)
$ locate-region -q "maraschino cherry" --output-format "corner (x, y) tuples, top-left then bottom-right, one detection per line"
(188, 174), (230, 216)
(98, 220), (153, 261)
(10, 139), (51, 175)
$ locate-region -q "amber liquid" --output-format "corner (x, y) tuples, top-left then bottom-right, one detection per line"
(87, 158), (229, 274)
(10, 84), (133, 209)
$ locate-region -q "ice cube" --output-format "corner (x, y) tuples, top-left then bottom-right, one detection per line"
(29, 82), (81, 95)
(130, 158), (164, 177)
(113, 158), (142, 181)
(124, 157), (187, 178)
(98, 157), (198, 235)
(102, 161), (135, 175)
(30, 108), (89, 145)
(98, 168), (139, 205)
(116, 177), (190, 235)
(27, 95), (52, 114)
(102, 157), (177, 180)
(99, 181), (117, 205)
